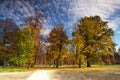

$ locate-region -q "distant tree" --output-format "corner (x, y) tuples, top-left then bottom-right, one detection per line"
(114, 51), (120, 64)
(118, 47), (120, 54)
(0, 18), (18, 67)
(46, 44), (58, 67)
(76, 16), (116, 67)
(48, 24), (68, 68)
(25, 11), (44, 28)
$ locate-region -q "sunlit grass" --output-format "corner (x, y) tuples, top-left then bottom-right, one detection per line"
(0, 67), (28, 72)
(0, 66), (45, 72)
(0, 64), (120, 72)
(44, 64), (120, 71)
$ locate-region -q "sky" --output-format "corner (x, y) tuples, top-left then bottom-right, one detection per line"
(0, 0), (120, 51)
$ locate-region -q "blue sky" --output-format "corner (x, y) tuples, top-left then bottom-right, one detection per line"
(0, 0), (120, 51)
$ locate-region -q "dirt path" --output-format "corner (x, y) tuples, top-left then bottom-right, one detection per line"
(0, 69), (120, 80)
(0, 71), (32, 80)
(48, 70), (120, 80)
(26, 69), (120, 80)
(26, 70), (49, 80)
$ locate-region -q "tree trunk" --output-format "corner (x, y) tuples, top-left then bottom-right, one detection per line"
(34, 56), (37, 66)
(78, 59), (81, 68)
(86, 55), (91, 67)
(87, 61), (91, 67)
(3, 56), (7, 67)
(53, 60), (56, 67)
(56, 58), (59, 68)
(55, 43), (62, 68)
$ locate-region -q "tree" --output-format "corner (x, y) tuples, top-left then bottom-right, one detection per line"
(0, 18), (18, 67)
(46, 44), (58, 67)
(118, 47), (120, 54)
(48, 24), (68, 68)
(24, 12), (44, 66)
(76, 16), (115, 67)
(114, 51), (120, 64)
(72, 30), (84, 68)
(12, 26), (34, 67)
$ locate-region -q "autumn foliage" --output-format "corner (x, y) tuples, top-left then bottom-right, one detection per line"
(0, 14), (118, 68)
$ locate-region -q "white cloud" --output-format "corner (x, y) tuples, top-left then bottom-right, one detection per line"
(41, 27), (51, 37)
(69, 0), (120, 30)
(108, 17), (120, 30)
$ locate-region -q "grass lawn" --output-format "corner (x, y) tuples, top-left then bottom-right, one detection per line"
(0, 67), (28, 72)
(0, 64), (120, 72)
(44, 64), (120, 71)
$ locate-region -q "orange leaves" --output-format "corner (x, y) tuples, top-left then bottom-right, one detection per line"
(102, 50), (113, 56)
(48, 24), (68, 46)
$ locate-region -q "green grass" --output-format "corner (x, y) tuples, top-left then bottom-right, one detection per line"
(92, 64), (120, 68)
(0, 64), (120, 72)
(0, 67), (27, 72)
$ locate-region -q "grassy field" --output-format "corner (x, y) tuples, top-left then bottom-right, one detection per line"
(0, 64), (120, 72)
(44, 64), (120, 71)
(0, 67), (27, 72)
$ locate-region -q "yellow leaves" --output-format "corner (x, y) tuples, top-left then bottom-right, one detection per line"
(51, 33), (56, 37)
(88, 39), (96, 44)
(102, 50), (113, 56)
(85, 46), (95, 53)
(73, 16), (116, 66)
(72, 32), (84, 51)
(101, 35), (114, 47)
(61, 54), (68, 60)
(48, 25), (68, 45)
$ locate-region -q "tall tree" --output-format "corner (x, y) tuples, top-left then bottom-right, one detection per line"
(72, 30), (84, 68)
(46, 44), (58, 67)
(48, 24), (68, 68)
(0, 18), (18, 67)
(76, 16), (116, 67)
(25, 12), (44, 66)
(12, 26), (34, 67)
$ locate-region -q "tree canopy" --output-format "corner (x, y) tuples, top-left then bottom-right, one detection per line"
(48, 24), (68, 68)
(73, 16), (116, 67)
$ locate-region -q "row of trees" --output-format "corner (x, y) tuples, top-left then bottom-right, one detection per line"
(46, 16), (116, 68)
(0, 12), (117, 68)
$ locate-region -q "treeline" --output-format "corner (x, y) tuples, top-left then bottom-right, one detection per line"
(0, 12), (119, 68)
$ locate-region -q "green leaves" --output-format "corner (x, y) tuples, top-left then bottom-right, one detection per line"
(14, 26), (34, 65)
